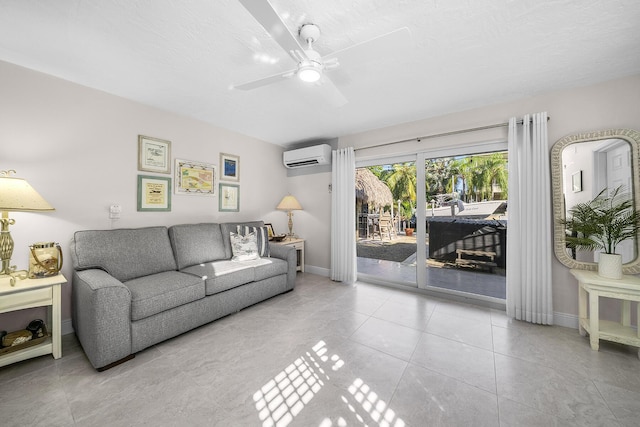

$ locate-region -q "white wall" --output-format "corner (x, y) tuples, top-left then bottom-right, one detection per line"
(295, 73), (640, 323)
(0, 60), (290, 332)
(286, 172), (332, 275)
(3, 57), (639, 331)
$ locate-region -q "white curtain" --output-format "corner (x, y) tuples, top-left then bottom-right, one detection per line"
(330, 147), (357, 283)
(506, 112), (553, 324)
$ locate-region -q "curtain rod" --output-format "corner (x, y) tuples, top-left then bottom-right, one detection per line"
(354, 116), (551, 152)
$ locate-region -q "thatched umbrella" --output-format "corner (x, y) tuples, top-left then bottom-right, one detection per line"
(356, 168), (393, 210)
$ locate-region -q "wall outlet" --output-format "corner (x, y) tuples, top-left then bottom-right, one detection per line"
(109, 204), (122, 219)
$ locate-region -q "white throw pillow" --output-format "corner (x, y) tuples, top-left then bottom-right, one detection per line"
(230, 232), (260, 261)
(236, 225), (270, 257)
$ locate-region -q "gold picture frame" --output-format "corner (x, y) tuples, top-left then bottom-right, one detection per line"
(175, 159), (216, 196)
(138, 135), (171, 174)
(265, 223), (276, 238)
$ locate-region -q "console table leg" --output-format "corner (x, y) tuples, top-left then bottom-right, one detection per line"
(589, 291), (599, 351)
(578, 284), (587, 336)
(622, 300), (631, 327)
(52, 284), (62, 359)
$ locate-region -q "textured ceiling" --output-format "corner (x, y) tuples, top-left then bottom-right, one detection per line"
(1, 0), (639, 146)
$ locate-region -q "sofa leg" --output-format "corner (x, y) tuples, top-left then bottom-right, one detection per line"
(96, 354), (135, 372)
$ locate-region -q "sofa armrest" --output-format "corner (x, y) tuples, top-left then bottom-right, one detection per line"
(72, 269), (132, 369)
(269, 244), (296, 291)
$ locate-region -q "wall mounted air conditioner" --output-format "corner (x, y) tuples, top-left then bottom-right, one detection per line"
(283, 144), (332, 168)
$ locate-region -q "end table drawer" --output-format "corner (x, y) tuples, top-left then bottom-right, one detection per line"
(290, 242), (304, 250)
(0, 287), (53, 312)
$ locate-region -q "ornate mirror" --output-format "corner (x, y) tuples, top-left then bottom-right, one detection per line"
(551, 129), (640, 274)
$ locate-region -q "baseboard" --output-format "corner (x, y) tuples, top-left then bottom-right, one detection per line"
(304, 265), (329, 277)
(61, 318), (74, 336)
(553, 311), (578, 329)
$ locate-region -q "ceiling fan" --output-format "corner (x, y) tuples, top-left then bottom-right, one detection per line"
(233, 0), (411, 106)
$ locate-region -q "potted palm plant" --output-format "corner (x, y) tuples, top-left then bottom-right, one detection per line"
(562, 186), (640, 279)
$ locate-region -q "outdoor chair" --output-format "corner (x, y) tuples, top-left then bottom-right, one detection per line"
(368, 214), (380, 239)
(378, 212), (395, 240)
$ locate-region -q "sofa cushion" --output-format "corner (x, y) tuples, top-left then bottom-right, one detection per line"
(253, 257), (288, 281)
(181, 260), (257, 295)
(168, 223), (227, 269)
(124, 271), (205, 321)
(72, 227), (177, 282)
(236, 225), (270, 257)
(221, 221), (265, 259)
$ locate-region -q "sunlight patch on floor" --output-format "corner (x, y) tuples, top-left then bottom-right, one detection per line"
(253, 340), (405, 427)
(340, 378), (406, 427)
(253, 341), (340, 427)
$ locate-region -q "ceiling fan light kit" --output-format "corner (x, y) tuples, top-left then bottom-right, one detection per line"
(235, 0), (409, 104)
(297, 62), (322, 82)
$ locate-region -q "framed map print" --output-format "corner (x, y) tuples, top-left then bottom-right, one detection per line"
(175, 159), (216, 196)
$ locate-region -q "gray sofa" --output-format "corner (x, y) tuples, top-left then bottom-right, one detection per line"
(70, 221), (296, 370)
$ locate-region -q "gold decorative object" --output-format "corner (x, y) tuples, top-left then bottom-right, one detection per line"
(29, 242), (63, 278)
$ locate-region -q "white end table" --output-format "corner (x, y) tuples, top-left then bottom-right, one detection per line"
(0, 274), (67, 367)
(570, 269), (640, 358)
(272, 238), (305, 272)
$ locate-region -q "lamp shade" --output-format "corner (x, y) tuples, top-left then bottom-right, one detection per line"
(276, 195), (302, 211)
(0, 176), (55, 212)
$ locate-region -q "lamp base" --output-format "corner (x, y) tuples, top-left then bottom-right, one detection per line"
(0, 214), (27, 286)
(287, 211), (295, 240)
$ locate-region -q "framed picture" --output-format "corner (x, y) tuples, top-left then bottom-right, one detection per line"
(220, 153), (240, 181)
(265, 223), (276, 238)
(572, 170), (582, 193)
(138, 135), (171, 174)
(137, 175), (171, 211)
(175, 159), (216, 196)
(219, 183), (240, 212)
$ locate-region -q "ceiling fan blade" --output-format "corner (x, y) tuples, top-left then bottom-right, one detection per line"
(323, 27), (412, 66)
(232, 68), (296, 90)
(238, 0), (307, 62)
(318, 76), (348, 107)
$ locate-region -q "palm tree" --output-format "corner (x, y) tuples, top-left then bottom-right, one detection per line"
(449, 157), (473, 202)
(425, 158), (450, 198)
(386, 163), (417, 217)
(475, 153), (508, 200)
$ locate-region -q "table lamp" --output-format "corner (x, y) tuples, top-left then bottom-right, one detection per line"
(0, 170), (55, 284)
(276, 195), (302, 240)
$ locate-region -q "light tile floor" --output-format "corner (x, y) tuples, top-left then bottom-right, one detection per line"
(358, 256), (507, 299)
(1, 273), (639, 426)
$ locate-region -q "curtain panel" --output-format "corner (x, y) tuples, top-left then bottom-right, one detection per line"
(330, 147), (357, 283)
(506, 112), (553, 324)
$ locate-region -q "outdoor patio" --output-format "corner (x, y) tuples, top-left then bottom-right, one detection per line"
(356, 233), (506, 300)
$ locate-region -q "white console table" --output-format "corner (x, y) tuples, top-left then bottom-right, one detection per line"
(0, 274), (67, 367)
(570, 269), (640, 358)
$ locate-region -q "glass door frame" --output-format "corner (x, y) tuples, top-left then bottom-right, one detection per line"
(416, 142), (507, 302)
(356, 153), (418, 288)
(356, 140), (508, 304)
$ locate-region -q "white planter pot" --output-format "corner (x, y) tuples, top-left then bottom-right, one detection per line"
(598, 253), (623, 279)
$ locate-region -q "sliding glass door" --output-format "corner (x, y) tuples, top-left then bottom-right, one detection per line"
(418, 150), (508, 301)
(356, 160), (417, 287)
(357, 142), (508, 303)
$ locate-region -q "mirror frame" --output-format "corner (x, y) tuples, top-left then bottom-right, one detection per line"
(551, 128), (640, 274)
